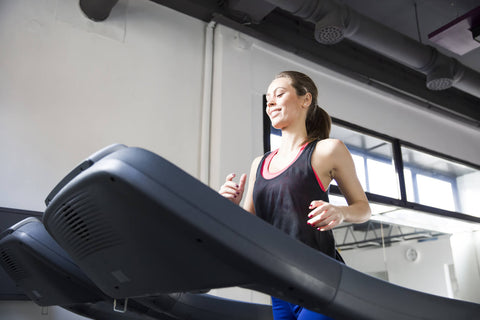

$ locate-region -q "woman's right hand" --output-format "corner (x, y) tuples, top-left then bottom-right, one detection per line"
(219, 173), (247, 205)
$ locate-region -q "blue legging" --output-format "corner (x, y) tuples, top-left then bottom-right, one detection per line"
(271, 297), (334, 320)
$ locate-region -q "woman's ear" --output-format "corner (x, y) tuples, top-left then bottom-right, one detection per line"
(303, 92), (312, 108)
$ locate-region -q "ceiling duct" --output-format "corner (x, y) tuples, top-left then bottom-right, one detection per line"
(261, 0), (480, 99)
(314, 7), (348, 44)
(425, 53), (458, 91)
(79, 0), (119, 22)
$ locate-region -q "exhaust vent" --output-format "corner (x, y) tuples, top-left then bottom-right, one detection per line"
(48, 191), (123, 260)
(0, 248), (29, 282)
(315, 24), (344, 44)
(314, 10), (346, 45)
(426, 77), (453, 91)
(425, 59), (456, 91)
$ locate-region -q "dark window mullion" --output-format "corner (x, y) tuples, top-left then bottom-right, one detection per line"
(392, 139), (407, 203)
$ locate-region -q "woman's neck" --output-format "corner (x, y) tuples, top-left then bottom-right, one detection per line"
(278, 131), (307, 155)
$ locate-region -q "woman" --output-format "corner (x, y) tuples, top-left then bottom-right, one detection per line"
(219, 71), (371, 320)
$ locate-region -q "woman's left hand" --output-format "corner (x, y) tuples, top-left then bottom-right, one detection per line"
(307, 200), (345, 231)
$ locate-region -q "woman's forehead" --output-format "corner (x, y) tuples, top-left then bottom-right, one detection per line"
(267, 77), (292, 93)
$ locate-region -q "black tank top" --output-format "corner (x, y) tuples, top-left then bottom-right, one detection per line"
(253, 140), (339, 260)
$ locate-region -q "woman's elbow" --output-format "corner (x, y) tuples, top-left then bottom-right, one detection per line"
(361, 201), (372, 222)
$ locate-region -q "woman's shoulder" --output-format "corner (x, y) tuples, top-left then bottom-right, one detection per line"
(252, 148), (276, 165)
(250, 155), (264, 170)
(313, 138), (346, 154)
(312, 138), (351, 165)
(253, 155), (263, 164)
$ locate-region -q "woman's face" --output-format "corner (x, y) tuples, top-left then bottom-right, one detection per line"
(266, 77), (309, 130)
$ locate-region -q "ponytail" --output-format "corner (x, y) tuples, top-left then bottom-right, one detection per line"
(305, 104), (331, 142)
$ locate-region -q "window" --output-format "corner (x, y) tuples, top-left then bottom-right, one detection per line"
(402, 146), (479, 217)
(264, 111), (480, 230)
(330, 124), (399, 199)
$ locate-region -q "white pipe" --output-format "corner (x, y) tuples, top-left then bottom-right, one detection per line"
(199, 21), (217, 185)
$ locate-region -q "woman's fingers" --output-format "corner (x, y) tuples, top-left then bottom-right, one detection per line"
(225, 173), (236, 182)
(307, 201), (344, 231)
(219, 183), (239, 198)
(308, 200), (329, 212)
(238, 173), (247, 192)
(221, 173), (242, 193)
(219, 173), (247, 204)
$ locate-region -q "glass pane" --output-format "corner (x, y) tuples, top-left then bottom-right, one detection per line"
(351, 153), (367, 190)
(404, 168), (415, 201)
(330, 124), (399, 199)
(367, 158), (398, 198)
(457, 171), (480, 218)
(402, 146), (480, 217)
(416, 174), (455, 211)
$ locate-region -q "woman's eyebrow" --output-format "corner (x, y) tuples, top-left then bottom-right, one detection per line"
(266, 87), (286, 97)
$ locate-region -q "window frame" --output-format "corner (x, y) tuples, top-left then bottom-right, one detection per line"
(262, 102), (480, 224)
(332, 118), (480, 223)
(343, 144), (397, 197)
(403, 163), (460, 211)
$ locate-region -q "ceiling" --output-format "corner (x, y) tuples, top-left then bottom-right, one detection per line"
(341, 0), (480, 74)
(83, 0), (480, 127)
(340, 0), (480, 93)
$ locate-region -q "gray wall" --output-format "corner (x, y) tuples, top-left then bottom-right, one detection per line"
(0, 0), (206, 211)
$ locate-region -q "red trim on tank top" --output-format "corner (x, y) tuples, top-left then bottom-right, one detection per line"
(312, 167), (326, 192)
(261, 143), (326, 192)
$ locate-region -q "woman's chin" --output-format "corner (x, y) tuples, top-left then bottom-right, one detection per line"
(270, 119), (284, 129)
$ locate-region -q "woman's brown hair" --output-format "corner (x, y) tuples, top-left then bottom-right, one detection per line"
(275, 71), (331, 143)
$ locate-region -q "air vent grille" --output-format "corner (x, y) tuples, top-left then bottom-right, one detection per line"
(0, 248), (29, 281)
(426, 77), (453, 90)
(49, 191), (123, 260)
(316, 25), (344, 44)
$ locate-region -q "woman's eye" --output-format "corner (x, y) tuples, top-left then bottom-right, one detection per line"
(276, 93), (284, 98)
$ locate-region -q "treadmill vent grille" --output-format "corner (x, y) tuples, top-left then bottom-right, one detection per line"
(49, 191), (123, 260)
(0, 248), (30, 281)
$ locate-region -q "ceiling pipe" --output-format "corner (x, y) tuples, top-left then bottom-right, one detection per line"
(79, 0), (119, 22)
(261, 0), (480, 98)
